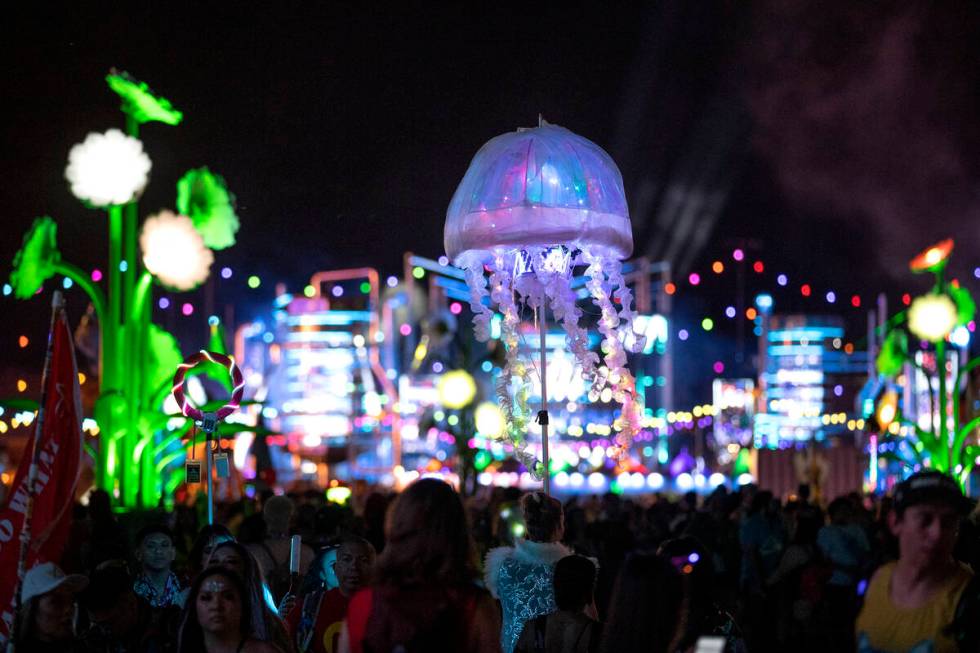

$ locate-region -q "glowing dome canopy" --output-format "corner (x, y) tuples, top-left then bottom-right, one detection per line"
(444, 122), (632, 267)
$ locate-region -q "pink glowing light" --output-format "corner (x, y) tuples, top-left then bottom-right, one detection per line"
(450, 302), (463, 315)
(732, 249), (744, 261)
(91, 269), (103, 282)
(181, 302), (194, 316)
(688, 273), (701, 286)
(399, 324), (412, 336)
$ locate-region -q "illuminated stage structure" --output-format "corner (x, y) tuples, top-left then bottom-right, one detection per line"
(235, 270), (400, 486)
(754, 315), (869, 449)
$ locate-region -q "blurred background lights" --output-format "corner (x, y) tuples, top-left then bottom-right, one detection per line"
(158, 297), (170, 309)
(220, 266), (232, 279)
(678, 329), (689, 341)
(776, 274), (787, 286)
(387, 275), (398, 287)
(701, 318), (713, 331)
(951, 325), (971, 348)
(91, 269), (103, 282)
(732, 248), (744, 261)
(331, 285), (343, 297)
(181, 302), (194, 316)
(247, 275), (261, 288)
(800, 284), (811, 297)
(412, 266), (425, 279)
(725, 306), (736, 318)
(752, 260), (764, 273)
(712, 361), (724, 374)
(688, 272), (700, 285)
(711, 261), (724, 274)
(826, 291), (836, 303)
(303, 285), (316, 298)
(62, 277), (73, 289)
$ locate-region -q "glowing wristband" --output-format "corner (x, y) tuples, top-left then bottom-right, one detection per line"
(171, 350), (244, 422)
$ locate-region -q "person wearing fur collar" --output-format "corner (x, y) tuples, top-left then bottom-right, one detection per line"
(485, 492), (571, 653)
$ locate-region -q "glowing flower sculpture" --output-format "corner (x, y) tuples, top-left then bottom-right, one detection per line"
(908, 293), (958, 342)
(909, 238), (953, 274)
(10, 217), (60, 299)
(140, 211), (213, 291)
(65, 129), (151, 207)
(176, 167), (240, 250)
(873, 237), (980, 487)
(446, 121), (643, 475)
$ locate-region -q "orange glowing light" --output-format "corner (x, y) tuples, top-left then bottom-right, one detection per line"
(18, 336), (28, 348)
(746, 307), (757, 320)
(844, 343), (855, 354)
(909, 238), (953, 272)
(711, 261), (724, 274)
(664, 282), (676, 295)
(78, 372), (86, 385)
(16, 380), (27, 392)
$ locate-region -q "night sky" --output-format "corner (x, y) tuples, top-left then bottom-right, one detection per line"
(2, 3), (978, 399)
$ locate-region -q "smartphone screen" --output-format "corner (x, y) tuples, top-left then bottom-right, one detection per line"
(694, 636), (725, 653)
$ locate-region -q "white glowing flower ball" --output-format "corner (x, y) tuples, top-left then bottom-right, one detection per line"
(65, 129), (151, 207)
(908, 293), (957, 343)
(140, 211), (214, 291)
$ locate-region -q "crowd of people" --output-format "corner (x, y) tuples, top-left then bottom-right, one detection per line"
(12, 469), (980, 652)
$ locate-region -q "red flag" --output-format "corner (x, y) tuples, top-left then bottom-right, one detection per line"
(0, 305), (82, 644)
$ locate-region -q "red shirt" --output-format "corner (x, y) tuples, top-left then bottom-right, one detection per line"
(286, 587), (350, 653)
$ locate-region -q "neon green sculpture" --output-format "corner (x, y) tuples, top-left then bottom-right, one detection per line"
(9, 71), (240, 509)
(875, 239), (980, 487)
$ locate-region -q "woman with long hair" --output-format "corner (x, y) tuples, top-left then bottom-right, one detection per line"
(178, 566), (281, 653)
(598, 554), (683, 653)
(340, 478), (501, 653)
(485, 491), (571, 653)
(659, 537), (746, 653)
(208, 540), (294, 653)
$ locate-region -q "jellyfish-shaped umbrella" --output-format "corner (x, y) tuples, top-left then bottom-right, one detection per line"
(445, 121), (643, 490)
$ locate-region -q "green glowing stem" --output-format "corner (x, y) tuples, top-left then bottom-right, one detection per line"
(938, 338), (950, 472)
(104, 204), (125, 501)
(106, 205), (123, 391)
(52, 262), (106, 322)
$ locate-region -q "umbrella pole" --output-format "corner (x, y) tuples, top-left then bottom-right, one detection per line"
(538, 304), (550, 496)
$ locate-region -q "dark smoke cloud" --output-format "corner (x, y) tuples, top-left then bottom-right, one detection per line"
(742, 1), (980, 283)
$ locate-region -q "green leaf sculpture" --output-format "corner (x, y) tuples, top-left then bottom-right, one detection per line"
(176, 167), (240, 250)
(876, 329), (908, 377)
(106, 69), (183, 126)
(948, 285), (976, 327)
(10, 217), (60, 299)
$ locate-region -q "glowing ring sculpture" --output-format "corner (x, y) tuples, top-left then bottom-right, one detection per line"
(171, 350), (244, 422)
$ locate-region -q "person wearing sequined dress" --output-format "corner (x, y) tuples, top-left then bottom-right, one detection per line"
(485, 492), (571, 653)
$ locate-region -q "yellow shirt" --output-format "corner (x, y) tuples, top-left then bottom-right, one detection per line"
(856, 561), (973, 653)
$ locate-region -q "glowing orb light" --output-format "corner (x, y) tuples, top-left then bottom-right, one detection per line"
(908, 293), (957, 342)
(437, 369), (477, 409)
(140, 211), (214, 290)
(65, 129), (151, 206)
(445, 121), (642, 470)
(475, 402), (505, 438)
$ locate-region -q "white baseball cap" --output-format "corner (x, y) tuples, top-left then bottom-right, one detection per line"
(21, 562), (88, 604)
